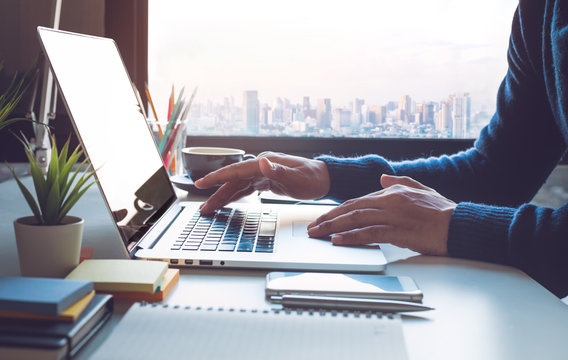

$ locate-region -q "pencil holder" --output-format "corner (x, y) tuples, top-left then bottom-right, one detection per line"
(147, 119), (187, 176)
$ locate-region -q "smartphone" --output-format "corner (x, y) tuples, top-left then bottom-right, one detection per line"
(265, 272), (423, 302)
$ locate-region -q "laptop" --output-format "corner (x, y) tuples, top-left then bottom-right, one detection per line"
(37, 27), (387, 272)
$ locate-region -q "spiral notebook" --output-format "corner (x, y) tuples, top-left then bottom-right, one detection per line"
(91, 302), (408, 360)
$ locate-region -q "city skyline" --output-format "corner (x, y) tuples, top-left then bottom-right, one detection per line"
(148, 0), (518, 116)
(182, 90), (488, 139)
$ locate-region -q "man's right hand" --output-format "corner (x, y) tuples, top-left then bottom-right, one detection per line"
(194, 152), (330, 214)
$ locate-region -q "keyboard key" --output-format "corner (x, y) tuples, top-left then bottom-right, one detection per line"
(237, 243), (253, 252)
(255, 247), (273, 253)
(259, 221), (277, 237)
(219, 244), (236, 251)
(200, 244), (218, 251)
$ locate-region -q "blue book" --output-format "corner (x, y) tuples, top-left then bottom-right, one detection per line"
(0, 294), (113, 360)
(0, 277), (94, 316)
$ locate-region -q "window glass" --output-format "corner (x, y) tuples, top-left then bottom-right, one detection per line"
(148, 0), (518, 139)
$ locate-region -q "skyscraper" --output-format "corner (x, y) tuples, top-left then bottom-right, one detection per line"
(317, 98), (332, 130)
(422, 102), (436, 125)
(303, 96), (311, 112)
(243, 90), (259, 134)
(399, 95), (412, 123)
(452, 93), (471, 138)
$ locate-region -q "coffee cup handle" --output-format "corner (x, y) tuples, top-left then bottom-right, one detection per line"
(243, 154), (256, 161)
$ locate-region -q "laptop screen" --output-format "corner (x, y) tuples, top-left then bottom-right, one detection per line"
(37, 28), (177, 250)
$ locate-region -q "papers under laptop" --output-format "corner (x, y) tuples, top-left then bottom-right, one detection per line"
(37, 27), (387, 272)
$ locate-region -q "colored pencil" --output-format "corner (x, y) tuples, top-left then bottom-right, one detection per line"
(159, 88), (185, 153)
(144, 82), (163, 138)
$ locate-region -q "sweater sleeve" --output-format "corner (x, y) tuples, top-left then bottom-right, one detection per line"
(449, 202), (568, 298)
(317, 2), (568, 298)
(315, 154), (394, 202)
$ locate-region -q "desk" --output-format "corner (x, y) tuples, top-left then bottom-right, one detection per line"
(1, 177), (568, 360)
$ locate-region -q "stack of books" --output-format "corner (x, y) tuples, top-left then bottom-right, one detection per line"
(0, 277), (113, 360)
(66, 259), (179, 301)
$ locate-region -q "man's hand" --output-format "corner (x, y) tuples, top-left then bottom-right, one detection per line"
(307, 174), (456, 256)
(195, 152), (330, 214)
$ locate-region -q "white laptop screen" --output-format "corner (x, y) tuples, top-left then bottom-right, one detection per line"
(37, 28), (176, 249)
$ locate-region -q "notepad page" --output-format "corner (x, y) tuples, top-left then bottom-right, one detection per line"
(91, 303), (408, 360)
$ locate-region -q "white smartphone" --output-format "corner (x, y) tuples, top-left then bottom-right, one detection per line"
(265, 272), (423, 302)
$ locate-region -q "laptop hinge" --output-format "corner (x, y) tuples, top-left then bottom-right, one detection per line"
(135, 203), (184, 250)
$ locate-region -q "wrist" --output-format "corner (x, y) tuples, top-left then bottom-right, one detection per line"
(313, 160), (330, 198)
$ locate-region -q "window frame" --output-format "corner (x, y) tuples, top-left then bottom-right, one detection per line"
(126, 0), (566, 163)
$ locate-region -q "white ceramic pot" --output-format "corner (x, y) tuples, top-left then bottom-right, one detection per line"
(13, 216), (84, 278)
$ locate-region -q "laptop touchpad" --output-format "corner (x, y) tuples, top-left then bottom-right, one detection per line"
(292, 221), (310, 237)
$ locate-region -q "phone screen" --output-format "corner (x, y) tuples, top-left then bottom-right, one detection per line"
(266, 272), (422, 301)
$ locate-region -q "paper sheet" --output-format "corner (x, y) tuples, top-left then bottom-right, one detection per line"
(92, 303), (408, 360)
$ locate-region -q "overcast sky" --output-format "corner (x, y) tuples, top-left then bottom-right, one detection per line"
(148, 0), (518, 114)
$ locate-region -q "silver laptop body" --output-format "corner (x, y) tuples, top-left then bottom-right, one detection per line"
(37, 27), (387, 272)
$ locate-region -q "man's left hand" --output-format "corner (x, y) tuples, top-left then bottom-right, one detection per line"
(307, 174), (456, 256)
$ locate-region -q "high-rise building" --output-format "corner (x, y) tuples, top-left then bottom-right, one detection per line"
(351, 98), (365, 129)
(436, 100), (452, 132)
(243, 90), (259, 134)
(368, 105), (383, 125)
(399, 95), (412, 123)
(332, 108), (351, 130)
(452, 93), (471, 138)
(422, 102), (436, 125)
(272, 97), (284, 124)
(317, 98), (332, 129)
(302, 96), (311, 111)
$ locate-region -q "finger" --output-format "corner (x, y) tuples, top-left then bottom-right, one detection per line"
(331, 225), (398, 246)
(308, 195), (384, 229)
(380, 174), (431, 191)
(224, 186), (256, 206)
(199, 179), (249, 214)
(258, 157), (300, 188)
(194, 159), (260, 189)
(308, 208), (391, 238)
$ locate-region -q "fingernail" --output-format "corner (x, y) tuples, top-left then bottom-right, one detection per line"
(265, 158), (275, 170)
(331, 234), (343, 243)
(307, 226), (317, 236)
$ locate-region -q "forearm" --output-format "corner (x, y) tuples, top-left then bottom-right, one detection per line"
(448, 201), (568, 298)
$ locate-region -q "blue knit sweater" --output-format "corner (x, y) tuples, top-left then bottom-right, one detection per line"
(318, 0), (568, 298)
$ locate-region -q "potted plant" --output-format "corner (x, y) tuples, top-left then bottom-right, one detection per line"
(9, 133), (96, 278)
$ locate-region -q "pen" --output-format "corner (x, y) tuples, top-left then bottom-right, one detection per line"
(272, 294), (434, 313)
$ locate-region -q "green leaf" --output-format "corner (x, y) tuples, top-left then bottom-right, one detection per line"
(44, 176), (62, 225)
(7, 165), (43, 224)
(57, 180), (96, 223)
(58, 143), (82, 198)
(45, 137), (59, 191)
(58, 137), (70, 183)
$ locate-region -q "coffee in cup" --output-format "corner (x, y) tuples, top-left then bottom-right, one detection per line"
(181, 147), (255, 182)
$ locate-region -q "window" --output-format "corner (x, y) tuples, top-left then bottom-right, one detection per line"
(148, 0), (518, 142)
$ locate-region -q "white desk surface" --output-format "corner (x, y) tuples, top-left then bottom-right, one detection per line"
(1, 177), (567, 360)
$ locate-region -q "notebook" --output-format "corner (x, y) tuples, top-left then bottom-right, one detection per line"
(0, 277), (94, 316)
(91, 302), (408, 360)
(36, 27), (387, 272)
(0, 294), (113, 360)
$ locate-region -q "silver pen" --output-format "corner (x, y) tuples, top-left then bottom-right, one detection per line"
(272, 294), (434, 313)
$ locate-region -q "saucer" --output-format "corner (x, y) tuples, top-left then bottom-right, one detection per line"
(170, 174), (218, 196)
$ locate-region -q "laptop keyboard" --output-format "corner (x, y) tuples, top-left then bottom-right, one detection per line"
(170, 208), (278, 253)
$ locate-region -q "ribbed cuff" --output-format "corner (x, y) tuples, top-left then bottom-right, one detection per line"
(315, 155), (394, 202)
(448, 202), (516, 264)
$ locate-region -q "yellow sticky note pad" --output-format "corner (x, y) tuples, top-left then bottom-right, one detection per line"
(66, 260), (168, 293)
